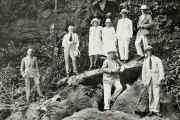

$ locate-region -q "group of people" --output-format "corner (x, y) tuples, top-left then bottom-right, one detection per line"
(20, 4), (165, 117)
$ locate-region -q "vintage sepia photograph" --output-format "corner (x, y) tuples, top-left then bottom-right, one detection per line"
(0, 0), (180, 120)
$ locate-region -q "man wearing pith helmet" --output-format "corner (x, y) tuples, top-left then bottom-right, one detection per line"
(135, 5), (153, 58)
(116, 9), (133, 63)
(142, 46), (164, 116)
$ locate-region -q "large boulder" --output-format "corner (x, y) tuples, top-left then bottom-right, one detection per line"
(45, 85), (101, 120)
(62, 108), (139, 120)
(111, 80), (146, 114)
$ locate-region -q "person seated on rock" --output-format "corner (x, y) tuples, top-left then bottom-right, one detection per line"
(62, 24), (80, 77)
(89, 18), (103, 70)
(20, 47), (43, 103)
(101, 50), (125, 110)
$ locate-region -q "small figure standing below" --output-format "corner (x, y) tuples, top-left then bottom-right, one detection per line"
(142, 46), (164, 116)
(116, 9), (133, 62)
(102, 50), (124, 110)
(135, 5), (153, 57)
(62, 25), (79, 77)
(89, 18), (103, 70)
(102, 18), (117, 56)
(20, 48), (43, 103)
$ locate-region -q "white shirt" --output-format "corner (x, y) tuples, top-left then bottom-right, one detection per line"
(116, 18), (133, 39)
(142, 55), (165, 85)
(62, 32), (79, 50)
(102, 27), (117, 55)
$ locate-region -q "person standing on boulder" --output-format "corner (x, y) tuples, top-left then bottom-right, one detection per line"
(116, 9), (133, 63)
(20, 48), (43, 103)
(142, 46), (164, 116)
(62, 25), (79, 77)
(135, 5), (153, 58)
(102, 50), (125, 110)
(89, 18), (103, 70)
(102, 18), (117, 56)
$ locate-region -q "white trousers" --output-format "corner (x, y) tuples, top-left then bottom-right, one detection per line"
(64, 48), (77, 74)
(135, 32), (148, 56)
(103, 79), (122, 110)
(118, 38), (130, 60)
(148, 80), (160, 113)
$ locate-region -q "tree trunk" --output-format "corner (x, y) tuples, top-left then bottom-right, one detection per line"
(57, 58), (143, 86)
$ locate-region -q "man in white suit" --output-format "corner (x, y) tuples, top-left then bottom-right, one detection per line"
(142, 46), (164, 116)
(62, 25), (79, 77)
(116, 9), (133, 62)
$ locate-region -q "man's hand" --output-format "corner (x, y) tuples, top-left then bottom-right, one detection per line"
(120, 65), (125, 72)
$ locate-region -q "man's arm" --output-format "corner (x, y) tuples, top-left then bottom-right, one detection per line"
(62, 34), (67, 48)
(75, 34), (79, 49)
(142, 15), (153, 29)
(116, 20), (120, 40)
(20, 58), (25, 77)
(158, 59), (165, 83)
(35, 57), (39, 72)
(101, 61), (112, 73)
(129, 20), (133, 38)
(137, 16), (141, 29)
(142, 60), (147, 85)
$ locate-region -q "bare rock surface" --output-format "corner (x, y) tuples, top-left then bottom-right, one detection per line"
(62, 108), (139, 120)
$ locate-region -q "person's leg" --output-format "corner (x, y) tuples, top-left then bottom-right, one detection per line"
(124, 38), (130, 61)
(25, 77), (30, 102)
(89, 55), (94, 69)
(103, 80), (112, 110)
(142, 35), (149, 50)
(34, 76), (43, 97)
(151, 81), (160, 113)
(135, 32), (144, 56)
(71, 53), (78, 74)
(118, 39), (124, 60)
(148, 80), (153, 113)
(64, 49), (70, 76)
(93, 55), (98, 68)
(111, 79), (123, 102)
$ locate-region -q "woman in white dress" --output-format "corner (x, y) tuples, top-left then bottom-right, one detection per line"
(89, 18), (103, 69)
(102, 18), (117, 56)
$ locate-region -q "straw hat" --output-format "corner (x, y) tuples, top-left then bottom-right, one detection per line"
(120, 9), (129, 14)
(140, 5), (148, 10)
(105, 18), (112, 23)
(107, 50), (117, 55)
(145, 46), (153, 53)
(91, 18), (100, 25)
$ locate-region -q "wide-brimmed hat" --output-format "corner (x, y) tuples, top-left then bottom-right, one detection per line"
(145, 46), (153, 52)
(91, 18), (100, 25)
(140, 5), (148, 10)
(120, 9), (129, 14)
(105, 18), (112, 23)
(107, 50), (117, 54)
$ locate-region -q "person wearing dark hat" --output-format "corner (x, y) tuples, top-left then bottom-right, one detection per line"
(89, 18), (103, 69)
(135, 5), (153, 57)
(116, 9), (133, 62)
(101, 50), (124, 110)
(142, 46), (164, 116)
